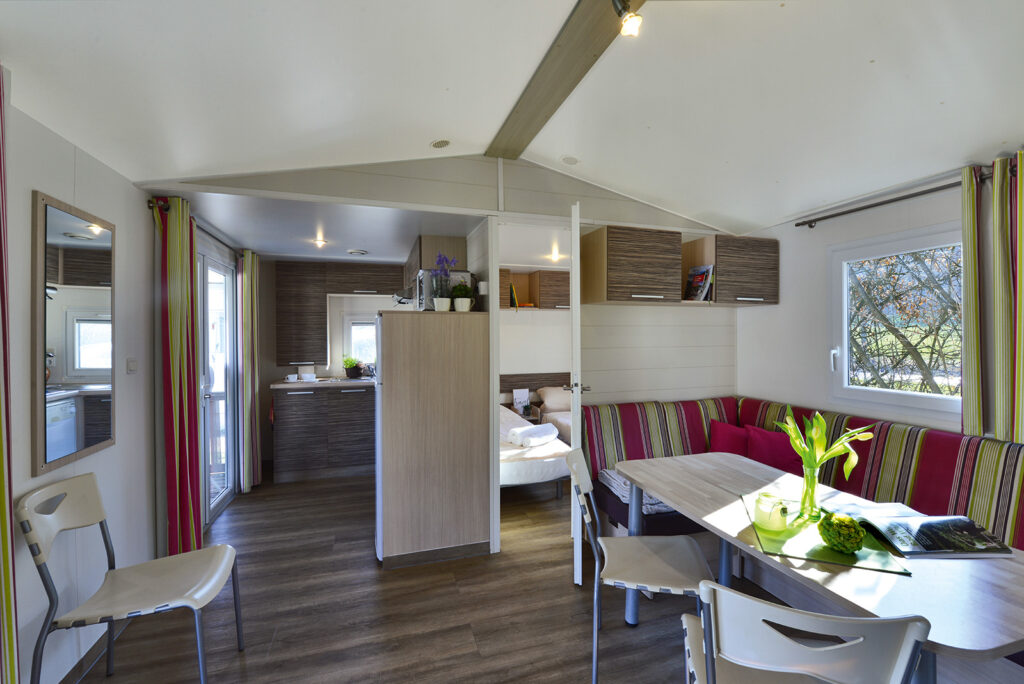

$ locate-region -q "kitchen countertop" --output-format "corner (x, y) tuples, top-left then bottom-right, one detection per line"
(45, 384), (112, 402)
(270, 377), (375, 390)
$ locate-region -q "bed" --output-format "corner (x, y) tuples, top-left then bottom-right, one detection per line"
(499, 405), (571, 487)
(540, 411), (572, 444)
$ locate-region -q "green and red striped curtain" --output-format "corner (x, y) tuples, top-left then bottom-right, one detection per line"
(238, 249), (261, 493)
(0, 62), (20, 684)
(152, 197), (203, 554)
(962, 153), (1024, 441)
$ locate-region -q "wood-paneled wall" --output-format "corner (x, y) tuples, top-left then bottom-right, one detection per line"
(581, 304), (736, 405)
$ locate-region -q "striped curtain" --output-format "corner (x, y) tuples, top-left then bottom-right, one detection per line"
(238, 249), (261, 493)
(963, 152), (1024, 441)
(0, 62), (20, 684)
(152, 197), (203, 555)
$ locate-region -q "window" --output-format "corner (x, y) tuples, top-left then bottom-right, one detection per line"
(831, 222), (961, 413)
(348, 319), (377, 364)
(66, 310), (112, 376)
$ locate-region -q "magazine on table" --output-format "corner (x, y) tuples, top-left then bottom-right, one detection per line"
(684, 265), (714, 301)
(821, 496), (1012, 558)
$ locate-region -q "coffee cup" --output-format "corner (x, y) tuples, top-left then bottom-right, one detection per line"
(285, 373), (298, 382)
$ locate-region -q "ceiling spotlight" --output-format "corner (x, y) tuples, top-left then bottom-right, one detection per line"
(347, 248), (369, 256)
(88, 224), (104, 235)
(313, 238), (327, 248)
(612, 0), (642, 37)
(549, 243), (565, 262)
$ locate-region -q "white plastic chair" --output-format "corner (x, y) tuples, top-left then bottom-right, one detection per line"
(565, 449), (712, 683)
(15, 473), (244, 684)
(683, 580), (930, 684)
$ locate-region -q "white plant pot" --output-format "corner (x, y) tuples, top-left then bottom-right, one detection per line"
(433, 297), (451, 311)
(453, 298), (473, 312)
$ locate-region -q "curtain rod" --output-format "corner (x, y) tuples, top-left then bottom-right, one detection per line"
(147, 198), (169, 210)
(796, 169), (998, 229)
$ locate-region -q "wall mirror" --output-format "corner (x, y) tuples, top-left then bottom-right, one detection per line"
(32, 191), (115, 475)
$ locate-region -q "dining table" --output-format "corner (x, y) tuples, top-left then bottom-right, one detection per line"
(614, 452), (1024, 684)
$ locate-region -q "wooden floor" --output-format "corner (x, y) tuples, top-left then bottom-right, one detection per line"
(79, 477), (698, 683)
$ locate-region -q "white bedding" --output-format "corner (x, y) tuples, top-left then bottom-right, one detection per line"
(499, 406), (570, 486)
(541, 411), (572, 444)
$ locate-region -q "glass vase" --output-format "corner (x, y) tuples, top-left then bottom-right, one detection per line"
(798, 464), (821, 521)
(432, 274), (450, 299)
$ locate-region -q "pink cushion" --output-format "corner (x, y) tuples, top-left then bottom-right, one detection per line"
(745, 425), (803, 475)
(709, 420), (748, 456)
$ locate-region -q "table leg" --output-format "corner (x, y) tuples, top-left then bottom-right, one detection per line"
(718, 538), (732, 588)
(911, 650), (936, 684)
(624, 483), (642, 626)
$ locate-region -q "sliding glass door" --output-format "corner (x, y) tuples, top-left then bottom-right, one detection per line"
(199, 252), (237, 525)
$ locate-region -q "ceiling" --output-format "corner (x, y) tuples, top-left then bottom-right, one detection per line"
(46, 205), (112, 250)
(3, 1), (1024, 233)
(182, 192), (485, 262)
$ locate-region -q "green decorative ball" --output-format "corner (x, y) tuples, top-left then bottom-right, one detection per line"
(818, 512), (865, 554)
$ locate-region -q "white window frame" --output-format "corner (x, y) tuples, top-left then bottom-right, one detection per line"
(344, 314), (377, 363)
(65, 308), (112, 378)
(828, 220), (962, 416)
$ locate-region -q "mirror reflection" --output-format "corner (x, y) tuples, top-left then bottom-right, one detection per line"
(42, 202), (113, 465)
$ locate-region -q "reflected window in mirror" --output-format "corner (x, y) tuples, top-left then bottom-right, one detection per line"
(33, 191), (115, 475)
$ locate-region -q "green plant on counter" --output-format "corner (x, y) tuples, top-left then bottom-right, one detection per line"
(342, 356), (360, 369)
(450, 283), (474, 299)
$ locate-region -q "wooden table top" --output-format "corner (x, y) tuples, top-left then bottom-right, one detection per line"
(615, 452), (1024, 660)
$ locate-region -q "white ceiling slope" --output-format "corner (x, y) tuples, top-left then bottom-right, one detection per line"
(4, 1), (1024, 233)
(0, 0), (574, 181)
(525, 0), (1024, 232)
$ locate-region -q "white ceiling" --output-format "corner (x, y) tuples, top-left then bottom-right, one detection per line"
(180, 192), (484, 262)
(4, 0), (1024, 233)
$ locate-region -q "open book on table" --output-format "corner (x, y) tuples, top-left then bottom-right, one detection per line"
(821, 495), (1012, 558)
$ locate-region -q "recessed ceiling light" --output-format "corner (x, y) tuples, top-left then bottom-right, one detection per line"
(561, 155), (579, 166)
(88, 224), (105, 235)
(63, 232), (95, 241)
(347, 248), (369, 256)
(430, 139), (451, 149)
(313, 238), (327, 248)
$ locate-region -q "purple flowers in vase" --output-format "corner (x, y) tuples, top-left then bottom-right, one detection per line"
(431, 252), (457, 299)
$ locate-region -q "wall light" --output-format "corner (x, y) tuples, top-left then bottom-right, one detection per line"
(88, 224), (105, 235)
(313, 238), (327, 248)
(612, 0), (642, 37)
(549, 243), (564, 262)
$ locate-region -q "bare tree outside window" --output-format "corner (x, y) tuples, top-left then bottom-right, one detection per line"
(846, 244), (962, 396)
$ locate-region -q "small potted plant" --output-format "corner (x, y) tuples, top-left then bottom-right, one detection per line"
(431, 252), (457, 311)
(450, 282), (474, 312)
(342, 355), (363, 379)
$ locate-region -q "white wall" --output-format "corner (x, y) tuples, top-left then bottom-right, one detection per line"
(736, 187), (961, 431)
(581, 305), (737, 405)
(6, 86), (155, 682)
(500, 309), (571, 374)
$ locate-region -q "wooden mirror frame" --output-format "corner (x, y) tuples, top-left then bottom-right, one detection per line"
(31, 190), (116, 475)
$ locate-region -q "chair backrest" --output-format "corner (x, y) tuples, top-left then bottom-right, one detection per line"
(15, 473), (107, 566)
(699, 581), (929, 684)
(566, 448), (598, 533)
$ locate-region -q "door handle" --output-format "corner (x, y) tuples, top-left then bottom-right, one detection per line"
(203, 393), (212, 399)
(562, 383), (591, 392)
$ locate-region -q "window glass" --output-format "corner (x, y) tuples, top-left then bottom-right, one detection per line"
(350, 322), (377, 364)
(75, 319), (112, 370)
(845, 243), (961, 397)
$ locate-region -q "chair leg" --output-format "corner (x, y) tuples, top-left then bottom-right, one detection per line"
(592, 568), (601, 683)
(30, 626), (52, 684)
(106, 620), (115, 676)
(192, 608), (207, 684)
(232, 559), (245, 651)
(556, 480), (563, 499)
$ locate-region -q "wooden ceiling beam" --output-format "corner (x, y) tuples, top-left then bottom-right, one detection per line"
(484, 0), (645, 160)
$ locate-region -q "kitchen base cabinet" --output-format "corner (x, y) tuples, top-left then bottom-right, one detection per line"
(272, 383), (375, 482)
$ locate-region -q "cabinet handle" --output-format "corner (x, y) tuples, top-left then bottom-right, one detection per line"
(340, 389), (367, 393)
(287, 391), (314, 395)
(735, 297), (765, 302)
(554, 305), (570, 309)
(289, 362), (314, 365)
(100, 399), (112, 403)
(630, 294), (664, 299)
(353, 290), (378, 294)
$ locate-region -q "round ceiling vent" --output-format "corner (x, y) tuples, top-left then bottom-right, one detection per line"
(430, 139), (451, 149)
(63, 232), (95, 240)
(347, 249), (369, 256)
(560, 155), (580, 166)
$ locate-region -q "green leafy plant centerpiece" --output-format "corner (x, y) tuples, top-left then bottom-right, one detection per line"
(342, 355), (363, 379)
(450, 282), (473, 299)
(775, 406), (874, 521)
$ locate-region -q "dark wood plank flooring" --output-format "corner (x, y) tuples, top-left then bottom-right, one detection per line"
(80, 478), (697, 683)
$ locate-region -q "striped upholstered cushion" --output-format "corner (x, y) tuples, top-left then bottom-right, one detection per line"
(662, 396), (738, 456)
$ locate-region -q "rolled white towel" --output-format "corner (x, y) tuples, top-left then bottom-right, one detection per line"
(507, 423), (559, 447)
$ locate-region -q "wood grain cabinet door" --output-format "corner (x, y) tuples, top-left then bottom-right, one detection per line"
(328, 264), (404, 295)
(275, 262), (327, 365)
(61, 247), (112, 286)
(714, 236), (779, 304)
(82, 395), (112, 446)
(272, 389), (328, 480)
(532, 270), (570, 309)
(327, 387), (376, 473)
(498, 268), (511, 309)
(605, 227), (682, 302)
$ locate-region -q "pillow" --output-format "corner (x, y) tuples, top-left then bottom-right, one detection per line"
(745, 425), (803, 475)
(536, 386), (570, 411)
(539, 403), (569, 416)
(709, 420), (748, 456)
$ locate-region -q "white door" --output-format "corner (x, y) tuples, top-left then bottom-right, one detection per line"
(570, 202), (585, 585)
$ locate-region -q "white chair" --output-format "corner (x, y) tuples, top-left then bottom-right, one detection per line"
(683, 580), (930, 684)
(565, 449), (712, 684)
(15, 473), (244, 684)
